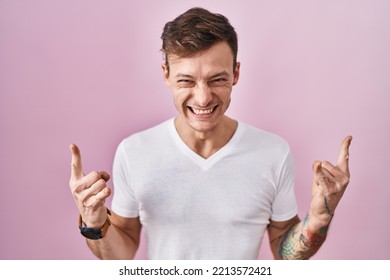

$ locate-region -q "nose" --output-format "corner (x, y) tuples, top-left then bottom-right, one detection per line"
(194, 83), (212, 107)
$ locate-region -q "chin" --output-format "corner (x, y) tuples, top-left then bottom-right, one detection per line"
(186, 118), (220, 134)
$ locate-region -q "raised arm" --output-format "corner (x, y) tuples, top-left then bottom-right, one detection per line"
(69, 144), (141, 259)
(268, 136), (352, 259)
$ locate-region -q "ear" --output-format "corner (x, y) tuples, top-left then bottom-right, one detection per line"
(162, 64), (170, 85)
(233, 62), (240, 86)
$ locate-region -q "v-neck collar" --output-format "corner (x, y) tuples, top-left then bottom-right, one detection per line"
(168, 118), (245, 171)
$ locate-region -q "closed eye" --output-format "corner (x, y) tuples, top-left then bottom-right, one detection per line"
(178, 79), (193, 84)
(209, 78), (227, 86)
(177, 79), (195, 88)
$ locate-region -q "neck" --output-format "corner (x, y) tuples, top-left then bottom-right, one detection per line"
(174, 116), (238, 159)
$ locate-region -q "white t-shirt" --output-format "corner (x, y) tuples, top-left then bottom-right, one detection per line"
(112, 119), (297, 259)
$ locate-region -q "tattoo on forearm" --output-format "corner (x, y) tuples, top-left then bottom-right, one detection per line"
(324, 196), (334, 217)
(279, 214), (330, 260)
(279, 226), (301, 258)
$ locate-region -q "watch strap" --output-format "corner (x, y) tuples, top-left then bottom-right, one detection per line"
(79, 208), (111, 240)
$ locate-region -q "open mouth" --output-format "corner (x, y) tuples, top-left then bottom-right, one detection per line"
(187, 105), (218, 116)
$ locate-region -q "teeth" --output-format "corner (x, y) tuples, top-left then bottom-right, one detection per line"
(192, 107), (215, 115)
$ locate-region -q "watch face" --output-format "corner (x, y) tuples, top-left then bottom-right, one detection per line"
(80, 227), (102, 240)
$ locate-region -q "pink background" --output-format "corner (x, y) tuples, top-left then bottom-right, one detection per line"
(1, 0), (389, 259)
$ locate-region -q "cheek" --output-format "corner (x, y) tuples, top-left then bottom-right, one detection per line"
(216, 87), (232, 102)
(223, 83), (233, 91)
(221, 96), (231, 111)
(173, 90), (190, 108)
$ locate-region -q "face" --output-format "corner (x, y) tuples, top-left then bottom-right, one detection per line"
(163, 41), (240, 135)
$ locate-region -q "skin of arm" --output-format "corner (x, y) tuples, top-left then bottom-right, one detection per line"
(268, 136), (352, 260)
(86, 214), (142, 260)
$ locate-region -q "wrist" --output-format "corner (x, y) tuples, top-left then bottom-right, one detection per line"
(79, 208), (112, 240)
(309, 193), (336, 225)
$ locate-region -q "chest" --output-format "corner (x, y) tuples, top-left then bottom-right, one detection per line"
(130, 154), (277, 227)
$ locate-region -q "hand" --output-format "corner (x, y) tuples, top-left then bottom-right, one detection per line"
(69, 144), (112, 229)
(310, 136), (352, 219)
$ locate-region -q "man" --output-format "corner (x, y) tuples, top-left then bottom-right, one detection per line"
(69, 7), (352, 260)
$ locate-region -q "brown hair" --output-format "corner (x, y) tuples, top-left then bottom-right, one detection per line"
(161, 7), (238, 73)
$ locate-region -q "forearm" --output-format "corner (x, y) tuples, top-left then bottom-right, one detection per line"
(278, 210), (332, 260)
(86, 224), (139, 260)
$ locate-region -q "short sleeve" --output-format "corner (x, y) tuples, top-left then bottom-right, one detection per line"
(111, 140), (140, 218)
(271, 147), (298, 221)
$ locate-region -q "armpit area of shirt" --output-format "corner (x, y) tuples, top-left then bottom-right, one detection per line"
(271, 207), (298, 222)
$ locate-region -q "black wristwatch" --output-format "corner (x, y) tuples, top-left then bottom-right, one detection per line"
(79, 209), (111, 240)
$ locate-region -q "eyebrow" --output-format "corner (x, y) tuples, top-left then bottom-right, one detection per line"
(174, 74), (194, 79)
(174, 71), (230, 80)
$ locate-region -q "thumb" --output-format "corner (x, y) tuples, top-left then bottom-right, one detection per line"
(70, 144), (84, 180)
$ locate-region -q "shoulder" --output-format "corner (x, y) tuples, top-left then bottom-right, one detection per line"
(239, 122), (291, 155)
(118, 119), (173, 151)
(114, 119), (174, 169)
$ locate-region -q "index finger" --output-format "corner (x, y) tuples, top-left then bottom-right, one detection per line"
(70, 144), (83, 180)
(337, 135), (352, 173)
